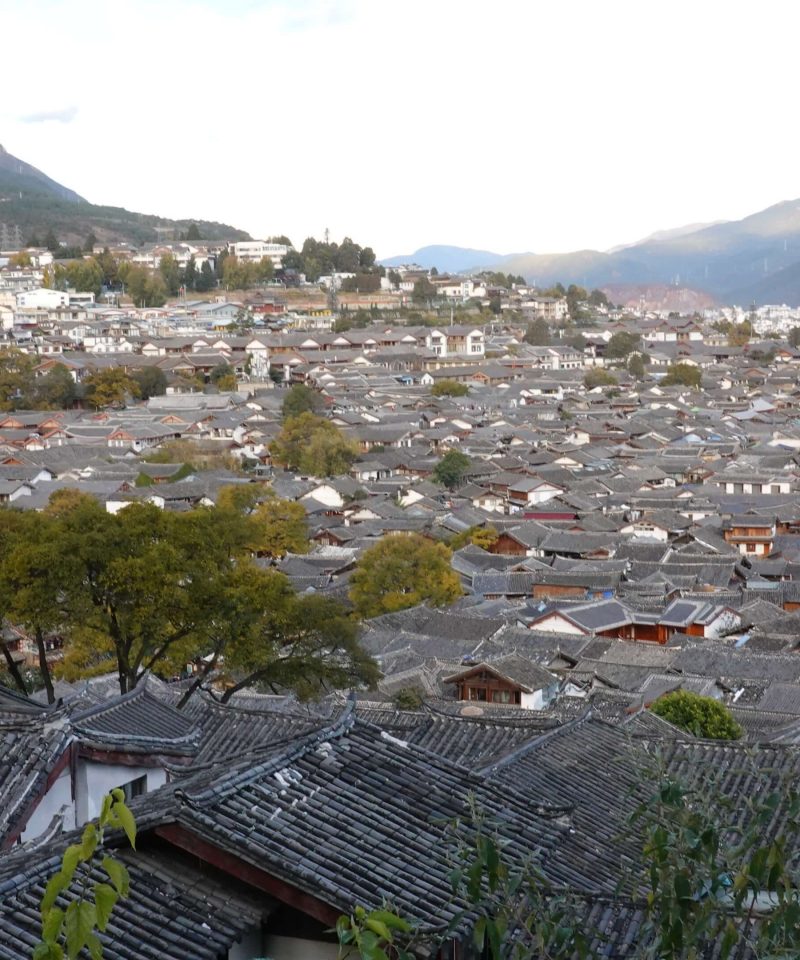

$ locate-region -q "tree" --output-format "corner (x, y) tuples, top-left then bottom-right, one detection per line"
(523, 317), (551, 345)
(387, 270), (401, 289)
(44, 229), (59, 252)
(83, 231), (98, 252)
(185, 222), (202, 241)
(217, 577), (380, 704)
(34, 364), (77, 409)
(121, 264), (167, 307)
(34, 789), (137, 960)
(83, 368), (140, 409)
(583, 367), (618, 389)
(9, 251), (31, 268)
(788, 326), (800, 348)
(651, 690), (742, 739)
(130, 365), (167, 400)
(181, 254), (198, 291)
(158, 253), (182, 296)
(0, 348), (36, 409)
(588, 288), (609, 308)
(449, 525), (499, 550)
(0, 511), (74, 704)
(662, 363), (701, 388)
(628, 353), (646, 378)
(195, 260), (216, 292)
(251, 495), (309, 557)
(728, 319), (752, 347)
(54, 497), (256, 694)
(430, 379), (469, 397)
(282, 384), (324, 419)
(209, 362), (236, 391)
(433, 450), (471, 489)
(605, 330), (641, 359)
(271, 413), (358, 476)
(412, 277), (437, 303)
(349, 533), (462, 618)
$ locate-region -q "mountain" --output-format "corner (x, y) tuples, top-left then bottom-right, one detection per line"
(381, 244), (510, 273)
(478, 199), (800, 306)
(606, 221), (726, 254)
(0, 144), (85, 203)
(0, 145), (250, 246)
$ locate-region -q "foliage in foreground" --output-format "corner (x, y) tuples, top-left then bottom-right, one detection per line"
(337, 754), (800, 959)
(34, 790), (137, 960)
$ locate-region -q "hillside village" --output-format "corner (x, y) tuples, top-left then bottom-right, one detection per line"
(5, 238), (800, 956)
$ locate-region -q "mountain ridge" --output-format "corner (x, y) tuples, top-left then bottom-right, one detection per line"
(0, 145), (250, 246)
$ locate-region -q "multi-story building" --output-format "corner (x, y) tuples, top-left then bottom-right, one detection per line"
(229, 241), (289, 268)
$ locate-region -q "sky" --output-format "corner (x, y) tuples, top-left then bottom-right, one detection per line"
(2, 0), (800, 258)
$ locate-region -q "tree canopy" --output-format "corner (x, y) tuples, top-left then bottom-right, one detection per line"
(349, 533), (462, 618)
(651, 690), (742, 739)
(433, 450), (471, 489)
(282, 384), (324, 419)
(431, 379), (469, 397)
(270, 413), (358, 476)
(662, 362), (702, 388)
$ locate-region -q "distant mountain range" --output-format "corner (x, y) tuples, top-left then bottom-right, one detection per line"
(385, 200), (800, 306)
(0, 145), (249, 246)
(381, 245), (512, 273)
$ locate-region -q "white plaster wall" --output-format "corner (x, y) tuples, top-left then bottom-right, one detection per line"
(20, 767), (75, 843)
(75, 761), (166, 825)
(533, 615), (585, 635)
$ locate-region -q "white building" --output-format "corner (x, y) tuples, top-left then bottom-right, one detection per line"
(229, 241), (289, 268)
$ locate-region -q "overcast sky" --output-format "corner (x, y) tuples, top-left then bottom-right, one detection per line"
(2, 0), (799, 258)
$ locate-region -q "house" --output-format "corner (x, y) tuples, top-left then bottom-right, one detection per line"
(443, 656), (559, 709)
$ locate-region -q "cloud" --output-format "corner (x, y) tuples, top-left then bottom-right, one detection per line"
(18, 106), (78, 124)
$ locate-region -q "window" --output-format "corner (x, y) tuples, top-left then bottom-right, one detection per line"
(116, 774), (147, 802)
(746, 543), (757, 553)
(468, 686), (487, 702)
(492, 689), (512, 704)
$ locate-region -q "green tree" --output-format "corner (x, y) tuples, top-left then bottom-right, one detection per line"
(628, 353), (646, 378)
(662, 362), (702, 388)
(282, 384), (324, 419)
(195, 260), (216, 292)
(583, 367), (618, 389)
(158, 252), (182, 296)
(349, 533), (462, 618)
(34, 365), (77, 409)
(728, 319), (752, 347)
(430, 379), (469, 397)
(83, 368), (140, 409)
(219, 579), (379, 703)
(83, 231), (98, 253)
(130, 366), (167, 400)
(449, 525), (499, 550)
(412, 277), (437, 303)
(605, 330), (641, 359)
(271, 413), (358, 476)
(34, 789), (137, 960)
(433, 449), (471, 489)
(251, 495), (309, 557)
(523, 317), (551, 345)
(185, 222), (202, 241)
(650, 690), (742, 739)
(0, 348), (36, 409)
(387, 269), (401, 289)
(121, 264), (167, 307)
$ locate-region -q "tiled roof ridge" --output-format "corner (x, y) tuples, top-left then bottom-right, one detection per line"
(478, 709), (595, 776)
(178, 697), (358, 806)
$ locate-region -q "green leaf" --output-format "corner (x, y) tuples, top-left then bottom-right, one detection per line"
(369, 910), (412, 933)
(85, 931), (103, 960)
(112, 800), (137, 849)
(93, 882), (118, 931)
(65, 900), (96, 959)
(61, 845), (81, 884)
(102, 856), (130, 898)
(41, 871), (66, 916)
(79, 823), (98, 860)
(42, 906), (65, 942)
(33, 943), (64, 960)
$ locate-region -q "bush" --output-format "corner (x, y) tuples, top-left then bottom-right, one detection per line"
(651, 690), (742, 740)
